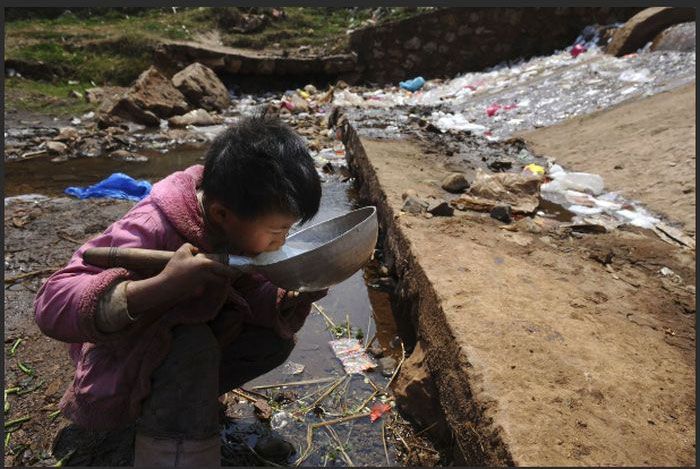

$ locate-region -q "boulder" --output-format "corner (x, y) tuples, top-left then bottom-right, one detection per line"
(441, 172), (469, 193)
(46, 141), (68, 154)
(606, 7), (696, 57)
(172, 62), (231, 112)
(168, 108), (223, 127)
(651, 22), (696, 52)
(103, 67), (190, 126)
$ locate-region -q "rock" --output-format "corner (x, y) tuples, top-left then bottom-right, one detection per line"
(171, 62), (231, 112)
(303, 84), (317, 94)
(254, 436), (294, 462)
(401, 189), (418, 201)
(335, 80), (349, 89)
(76, 138), (102, 158)
(426, 198), (454, 217)
(401, 195), (428, 214)
(379, 356), (397, 377)
(368, 343), (384, 358)
(108, 150), (149, 162)
(490, 205), (513, 224)
(105, 66), (190, 126)
(54, 127), (79, 142)
(488, 159), (513, 172)
(168, 108), (223, 127)
(46, 141), (68, 154)
(393, 342), (448, 438)
(85, 86), (129, 105)
(441, 172), (469, 193)
(69, 90), (83, 100)
(606, 7), (696, 57)
(651, 21), (696, 52)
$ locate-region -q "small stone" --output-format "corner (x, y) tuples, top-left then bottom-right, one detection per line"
(490, 205), (513, 224)
(488, 159), (513, 172)
(379, 356), (397, 377)
(303, 84), (317, 94)
(254, 436), (295, 462)
(401, 195), (428, 214)
(614, 164), (624, 170)
(441, 173), (469, 193)
(46, 141), (68, 154)
(426, 199), (454, 217)
(69, 90), (83, 100)
(55, 127), (79, 142)
(378, 265), (390, 276)
(401, 189), (418, 201)
(368, 343), (384, 358)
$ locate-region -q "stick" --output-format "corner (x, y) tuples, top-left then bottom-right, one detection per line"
(346, 314), (351, 339)
(251, 376), (337, 391)
(364, 312), (372, 348)
(237, 387), (270, 401)
(352, 389), (379, 414)
(384, 341), (406, 392)
(312, 302), (337, 328)
(382, 420), (390, 466)
(313, 411), (371, 428)
(5, 267), (60, 283)
(53, 448), (76, 467)
(5, 415), (31, 428)
(325, 425), (353, 466)
(57, 231), (84, 245)
(230, 389), (257, 403)
(9, 339), (22, 357)
(19, 149), (48, 160)
(414, 421), (438, 436)
(298, 376), (347, 415)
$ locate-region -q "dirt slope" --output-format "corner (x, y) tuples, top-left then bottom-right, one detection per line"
(342, 125), (696, 466)
(518, 83), (696, 236)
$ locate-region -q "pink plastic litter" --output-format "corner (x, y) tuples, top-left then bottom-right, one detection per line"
(570, 44), (587, 58)
(486, 103), (517, 117)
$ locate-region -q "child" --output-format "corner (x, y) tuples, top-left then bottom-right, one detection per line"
(34, 114), (327, 466)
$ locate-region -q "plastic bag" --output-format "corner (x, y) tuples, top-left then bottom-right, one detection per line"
(399, 76), (426, 92)
(329, 338), (377, 374)
(65, 173), (152, 201)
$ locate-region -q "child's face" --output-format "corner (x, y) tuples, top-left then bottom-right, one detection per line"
(208, 201), (298, 256)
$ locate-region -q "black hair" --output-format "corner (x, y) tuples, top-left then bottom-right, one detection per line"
(201, 113), (321, 224)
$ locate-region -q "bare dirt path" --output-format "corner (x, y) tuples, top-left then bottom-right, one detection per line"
(517, 83), (696, 236)
(341, 120), (696, 465)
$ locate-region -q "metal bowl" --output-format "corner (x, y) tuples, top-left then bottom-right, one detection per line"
(238, 206), (378, 291)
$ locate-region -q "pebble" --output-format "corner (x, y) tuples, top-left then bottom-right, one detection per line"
(490, 205), (513, 224)
(441, 173), (469, 193)
(379, 356), (397, 377)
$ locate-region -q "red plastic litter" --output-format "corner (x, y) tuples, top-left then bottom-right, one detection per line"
(487, 103), (517, 117)
(486, 104), (501, 117)
(570, 44), (587, 58)
(370, 402), (392, 423)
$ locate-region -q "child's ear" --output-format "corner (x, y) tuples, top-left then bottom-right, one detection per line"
(209, 200), (230, 225)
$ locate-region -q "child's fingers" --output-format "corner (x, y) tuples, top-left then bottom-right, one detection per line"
(286, 290), (300, 298)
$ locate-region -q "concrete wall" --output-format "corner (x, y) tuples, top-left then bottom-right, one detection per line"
(349, 7), (644, 85)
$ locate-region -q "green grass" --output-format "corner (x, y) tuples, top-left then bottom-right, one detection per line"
(5, 77), (97, 116)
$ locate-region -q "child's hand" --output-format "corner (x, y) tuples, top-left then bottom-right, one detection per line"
(279, 289), (329, 315)
(159, 243), (241, 300)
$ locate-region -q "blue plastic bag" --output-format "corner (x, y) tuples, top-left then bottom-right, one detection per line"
(65, 173), (152, 202)
(399, 76), (426, 92)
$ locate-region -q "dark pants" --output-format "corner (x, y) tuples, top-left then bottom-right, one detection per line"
(136, 322), (294, 440)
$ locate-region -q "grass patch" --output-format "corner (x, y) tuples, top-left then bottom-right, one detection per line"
(4, 77), (97, 117)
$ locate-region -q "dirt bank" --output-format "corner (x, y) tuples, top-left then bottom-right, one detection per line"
(339, 115), (695, 466)
(518, 83), (696, 237)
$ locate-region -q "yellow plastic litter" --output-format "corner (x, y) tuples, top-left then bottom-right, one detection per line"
(298, 90), (310, 100)
(523, 163), (546, 176)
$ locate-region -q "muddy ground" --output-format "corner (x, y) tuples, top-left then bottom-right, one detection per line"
(337, 90), (695, 465)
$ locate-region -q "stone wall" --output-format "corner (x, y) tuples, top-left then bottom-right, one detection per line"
(349, 7), (644, 85)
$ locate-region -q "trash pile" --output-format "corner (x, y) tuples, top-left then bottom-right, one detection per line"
(329, 44), (695, 141)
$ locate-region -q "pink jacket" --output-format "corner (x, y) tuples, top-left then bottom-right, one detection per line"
(34, 165), (314, 430)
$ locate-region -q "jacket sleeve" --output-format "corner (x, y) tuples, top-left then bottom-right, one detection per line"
(34, 210), (165, 344)
(232, 273), (327, 339)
